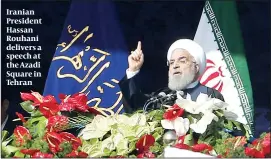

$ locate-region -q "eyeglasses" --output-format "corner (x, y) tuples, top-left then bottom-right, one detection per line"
(167, 57), (196, 67)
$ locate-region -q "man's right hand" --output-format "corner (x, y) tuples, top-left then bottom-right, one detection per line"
(128, 41), (144, 72)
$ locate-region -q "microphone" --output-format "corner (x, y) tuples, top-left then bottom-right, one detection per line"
(156, 93), (177, 103)
(148, 92), (166, 102)
(143, 92), (176, 112)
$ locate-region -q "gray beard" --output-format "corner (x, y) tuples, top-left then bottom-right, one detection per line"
(168, 73), (195, 91)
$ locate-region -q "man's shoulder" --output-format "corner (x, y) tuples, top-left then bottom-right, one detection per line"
(199, 84), (224, 101)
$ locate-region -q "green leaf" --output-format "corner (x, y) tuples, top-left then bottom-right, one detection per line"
(184, 133), (194, 146)
(102, 148), (112, 156)
(134, 109), (144, 114)
(224, 121), (233, 130)
(35, 119), (47, 138)
(102, 136), (115, 151)
(150, 142), (162, 153)
(148, 121), (159, 131)
(25, 116), (47, 138)
(187, 115), (195, 124)
(2, 130), (9, 141)
(147, 110), (164, 121)
(126, 136), (138, 142)
(30, 138), (49, 153)
(127, 141), (136, 153)
(30, 110), (43, 117)
(14, 151), (25, 158)
(2, 136), (13, 147)
(153, 132), (162, 141)
(243, 124), (251, 139)
(20, 101), (35, 113)
(88, 138), (100, 145)
(134, 125), (150, 138)
(214, 110), (224, 118)
(81, 141), (103, 157)
(56, 142), (73, 157)
(154, 127), (164, 135)
(109, 151), (117, 157)
(115, 124), (135, 137)
(129, 154), (137, 158)
(129, 113), (147, 126)
(200, 135), (214, 145)
(1, 145), (20, 157)
(232, 121), (242, 130)
(116, 138), (129, 155)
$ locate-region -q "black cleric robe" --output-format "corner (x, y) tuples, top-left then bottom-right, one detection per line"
(119, 73), (224, 113)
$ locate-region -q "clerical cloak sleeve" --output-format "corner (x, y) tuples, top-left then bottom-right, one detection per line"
(119, 73), (151, 113)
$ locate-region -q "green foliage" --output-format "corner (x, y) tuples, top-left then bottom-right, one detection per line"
(30, 138), (49, 153)
(3, 96), (268, 158)
(80, 110), (166, 157)
(20, 101), (34, 113)
(56, 142), (73, 158)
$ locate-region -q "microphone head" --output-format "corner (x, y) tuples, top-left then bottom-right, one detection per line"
(158, 92), (166, 97)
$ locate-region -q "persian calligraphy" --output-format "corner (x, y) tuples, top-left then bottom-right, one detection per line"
(53, 25), (123, 116)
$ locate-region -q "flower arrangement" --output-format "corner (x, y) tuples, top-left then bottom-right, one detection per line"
(1, 92), (99, 158)
(1, 92), (270, 158)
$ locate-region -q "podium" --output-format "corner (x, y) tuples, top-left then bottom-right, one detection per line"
(164, 147), (214, 158)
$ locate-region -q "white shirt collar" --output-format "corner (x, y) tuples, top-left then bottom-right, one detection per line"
(176, 81), (199, 98)
(1, 115), (9, 131)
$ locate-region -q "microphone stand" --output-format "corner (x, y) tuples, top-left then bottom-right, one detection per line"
(143, 94), (177, 113)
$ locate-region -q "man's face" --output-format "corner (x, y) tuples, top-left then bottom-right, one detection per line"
(168, 49), (199, 91)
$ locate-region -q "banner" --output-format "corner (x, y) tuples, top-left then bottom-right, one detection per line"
(43, 1), (128, 116)
(194, 1), (254, 132)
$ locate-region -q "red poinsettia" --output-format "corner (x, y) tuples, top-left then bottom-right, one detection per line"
(174, 143), (191, 150)
(262, 138), (270, 155)
(15, 112), (26, 123)
(65, 150), (88, 158)
(20, 92), (57, 106)
(20, 92), (42, 106)
(136, 134), (155, 153)
(192, 143), (213, 152)
(20, 149), (40, 155)
(137, 151), (156, 158)
(163, 104), (184, 121)
(174, 142), (213, 154)
(20, 92), (60, 118)
(59, 93), (101, 115)
(59, 94), (75, 111)
(31, 152), (54, 158)
(245, 147), (265, 158)
(39, 102), (60, 118)
(13, 126), (31, 146)
(59, 132), (82, 150)
(262, 133), (271, 155)
(246, 133), (271, 157)
(136, 134), (156, 158)
(45, 132), (64, 153)
(47, 115), (69, 132)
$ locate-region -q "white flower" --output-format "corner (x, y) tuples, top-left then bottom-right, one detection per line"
(189, 111), (218, 134)
(161, 117), (190, 136)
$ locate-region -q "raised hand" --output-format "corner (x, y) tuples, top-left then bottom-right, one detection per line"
(128, 41), (144, 72)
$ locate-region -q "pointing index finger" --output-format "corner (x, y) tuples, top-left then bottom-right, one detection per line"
(137, 41), (141, 51)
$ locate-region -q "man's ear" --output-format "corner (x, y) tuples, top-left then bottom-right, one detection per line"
(195, 63), (200, 74)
